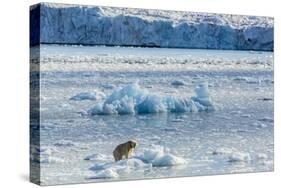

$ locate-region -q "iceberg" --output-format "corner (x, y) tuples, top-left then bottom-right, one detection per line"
(88, 82), (214, 115)
(31, 3), (273, 51)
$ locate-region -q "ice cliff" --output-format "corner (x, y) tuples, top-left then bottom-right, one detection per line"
(30, 3), (273, 51)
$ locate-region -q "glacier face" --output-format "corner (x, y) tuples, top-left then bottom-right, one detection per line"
(31, 3), (273, 51)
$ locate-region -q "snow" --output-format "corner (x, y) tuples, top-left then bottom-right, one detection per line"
(88, 82), (214, 115)
(84, 154), (109, 161)
(90, 158), (151, 171)
(138, 145), (187, 167)
(70, 91), (105, 101)
(88, 145), (186, 179)
(31, 3), (273, 51)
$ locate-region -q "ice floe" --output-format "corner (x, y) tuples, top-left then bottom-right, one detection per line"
(256, 153), (268, 161)
(227, 152), (251, 163)
(54, 140), (76, 147)
(138, 145), (187, 167)
(70, 91), (105, 101)
(84, 154), (110, 161)
(258, 117), (274, 123)
(257, 97), (273, 101)
(89, 169), (119, 179)
(212, 147), (234, 155)
(251, 122), (268, 128)
(88, 82), (214, 115)
(232, 76), (261, 84)
(89, 158), (152, 179)
(212, 148), (251, 163)
(88, 145), (187, 179)
(232, 76), (249, 81)
(241, 114), (251, 118)
(171, 80), (186, 86)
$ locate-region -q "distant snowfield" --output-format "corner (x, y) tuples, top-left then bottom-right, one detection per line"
(31, 45), (274, 185)
(30, 3), (273, 51)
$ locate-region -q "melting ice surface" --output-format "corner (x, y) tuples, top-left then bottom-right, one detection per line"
(31, 45), (274, 185)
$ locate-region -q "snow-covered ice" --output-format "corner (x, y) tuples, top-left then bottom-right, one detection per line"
(138, 145), (187, 167)
(84, 154), (109, 161)
(88, 145), (186, 179)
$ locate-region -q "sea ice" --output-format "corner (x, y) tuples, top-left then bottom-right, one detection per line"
(90, 158), (152, 172)
(212, 148), (231, 155)
(138, 145), (187, 167)
(70, 91), (105, 101)
(40, 155), (64, 164)
(191, 83), (215, 111)
(89, 158), (152, 179)
(258, 117), (274, 123)
(227, 152), (251, 163)
(241, 114), (251, 118)
(30, 145), (63, 164)
(89, 145), (186, 179)
(54, 140), (76, 147)
(171, 80), (186, 86)
(88, 82), (214, 115)
(84, 154), (109, 161)
(256, 153), (268, 161)
(232, 76), (249, 81)
(89, 169), (119, 179)
(246, 79), (261, 84)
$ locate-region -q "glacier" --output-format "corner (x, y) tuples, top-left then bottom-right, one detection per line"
(30, 3), (273, 51)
